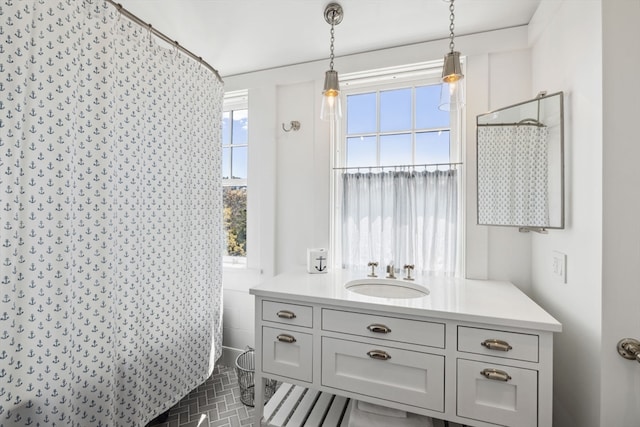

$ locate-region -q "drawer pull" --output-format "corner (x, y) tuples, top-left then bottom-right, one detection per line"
(367, 350), (391, 361)
(480, 368), (512, 382)
(276, 334), (297, 344)
(481, 339), (513, 352)
(367, 323), (392, 334)
(276, 310), (296, 319)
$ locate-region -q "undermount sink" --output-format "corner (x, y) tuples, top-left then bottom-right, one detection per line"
(345, 278), (429, 299)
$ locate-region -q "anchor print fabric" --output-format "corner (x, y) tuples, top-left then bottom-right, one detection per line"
(0, 1), (224, 425)
(477, 125), (549, 227)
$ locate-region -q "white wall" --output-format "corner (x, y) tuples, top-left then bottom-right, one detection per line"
(529, 1), (603, 426)
(485, 49), (533, 293)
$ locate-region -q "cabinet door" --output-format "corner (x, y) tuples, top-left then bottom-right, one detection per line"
(322, 337), (444, 411)
(262, 327), (313, 383)
(457, 359), (537, 427)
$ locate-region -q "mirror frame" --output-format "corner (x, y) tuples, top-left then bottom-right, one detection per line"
(476, 91), (565, 231)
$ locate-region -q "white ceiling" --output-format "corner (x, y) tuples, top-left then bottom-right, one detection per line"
(118, 0), (543, 78)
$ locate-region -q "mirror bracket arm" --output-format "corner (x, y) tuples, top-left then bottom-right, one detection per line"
(518, 227), (549, 234)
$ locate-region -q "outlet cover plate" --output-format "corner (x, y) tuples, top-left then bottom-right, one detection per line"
(552, 251), (567, 283)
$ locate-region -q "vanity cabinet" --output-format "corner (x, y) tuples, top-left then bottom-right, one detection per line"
(251, 271), (561, 427)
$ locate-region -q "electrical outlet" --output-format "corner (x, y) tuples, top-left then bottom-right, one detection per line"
(552, 251), (567, 283)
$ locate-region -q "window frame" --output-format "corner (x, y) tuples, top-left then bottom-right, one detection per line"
(222, 90), (249, 267)
(330, 62), (465, 274)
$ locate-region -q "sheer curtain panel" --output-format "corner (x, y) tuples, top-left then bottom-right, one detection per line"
(0, 1), (224, 425)
(341, 169), (459, 276)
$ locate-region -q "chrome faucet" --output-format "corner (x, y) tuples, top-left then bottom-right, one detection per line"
(367, 261), (379, 277)
(386, 263), (396, 279)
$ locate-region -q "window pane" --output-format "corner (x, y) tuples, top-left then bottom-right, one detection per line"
(222, 147), (231, 179)
(347, 93), (376, 134)
(380, 88), (411, 132)
(380, 134), (411, 166)
(416, 85), (449, 129)
(232, 109), (248, 145)
(231, 146), (248, 179)
(416, 131), (450, 164)
(222, 111), (231, 145)
(346, 136), (377, 168)
(223, 186), (247, 257)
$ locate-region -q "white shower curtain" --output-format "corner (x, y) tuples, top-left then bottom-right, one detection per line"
(341, 169), (459, 276)
(477, 125), (550, 226)
(0, 1), (223, 426)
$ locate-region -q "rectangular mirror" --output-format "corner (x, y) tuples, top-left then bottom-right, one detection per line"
(476, 92), (564, 230)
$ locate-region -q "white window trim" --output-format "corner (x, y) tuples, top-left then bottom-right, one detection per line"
(329, 61), (466, 275)
(223, 90), (249, 268)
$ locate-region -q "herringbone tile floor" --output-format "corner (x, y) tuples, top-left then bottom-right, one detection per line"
(147, 365), (256, 427)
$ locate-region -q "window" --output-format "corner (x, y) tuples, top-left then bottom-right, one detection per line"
(222, 91), (248, 264)
(334, 64), (463, 276)
(345, 84), (452, 168)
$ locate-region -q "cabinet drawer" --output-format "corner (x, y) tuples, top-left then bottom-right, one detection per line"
(262, 327), (312, 382)
(322, 309), (445, 348)
(457, 359), (537, 427)
(321, 337), (444, 411)
(458, 326), (539, 362)
(263, 300), (313, 328)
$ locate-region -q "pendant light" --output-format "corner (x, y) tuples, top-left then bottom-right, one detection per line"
(321, 3), (344, 121)
(439, 0), (465, 111)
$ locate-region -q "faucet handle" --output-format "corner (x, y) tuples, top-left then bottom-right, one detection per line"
(403, 264), (415, 281)
(367, 261), (378, 277)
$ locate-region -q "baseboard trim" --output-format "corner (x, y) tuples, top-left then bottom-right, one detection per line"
(219, 346), (246, 368)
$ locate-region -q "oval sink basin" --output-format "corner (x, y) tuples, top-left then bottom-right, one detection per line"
(345, 278), (429, 299)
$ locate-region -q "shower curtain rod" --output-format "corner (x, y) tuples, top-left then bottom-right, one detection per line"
(477, 119), (546, 128)
(333, 162), (463, 171)
(105, 0), (223, 83)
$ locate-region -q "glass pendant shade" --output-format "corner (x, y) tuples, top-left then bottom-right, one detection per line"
(321, 69), (342, 121)
(439, 51), (465, 111)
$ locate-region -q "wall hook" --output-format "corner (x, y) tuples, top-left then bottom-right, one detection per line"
(282, 121), (301, 132)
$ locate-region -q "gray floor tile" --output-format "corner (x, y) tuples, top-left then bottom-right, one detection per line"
(146, 365), (256, 427)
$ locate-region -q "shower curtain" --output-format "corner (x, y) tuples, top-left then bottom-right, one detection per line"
(477, 125), (549, 226)
(341, 169), (459, 276)
(0, 1), (224, 426)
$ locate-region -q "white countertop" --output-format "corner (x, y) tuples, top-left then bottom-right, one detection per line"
(250, 268), (562, 332)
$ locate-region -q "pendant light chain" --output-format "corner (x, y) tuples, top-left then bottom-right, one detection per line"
(329, 17), (336, 71)
(449, 0), (455, 53)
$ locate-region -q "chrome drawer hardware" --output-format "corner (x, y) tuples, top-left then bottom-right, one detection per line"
(480, 368), (512, 382)
(481, 339), (513, 352)
(617, 338), (640, 363)
(367, 323), (392, 334)
(276, 334), (297, 344)
(367, 350), (392, 361)
(276, 310), (296, 320)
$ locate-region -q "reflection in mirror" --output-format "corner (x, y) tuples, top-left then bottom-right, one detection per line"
(476, 92), (564, 230)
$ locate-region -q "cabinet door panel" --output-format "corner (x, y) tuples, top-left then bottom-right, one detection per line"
(263, 300), (313, 328)
(458, 326), (539, 362)
(262, 327), (313, 382)
(457, 359), (537, 427)
(321, 337), (444, 411)
(323, 309), (445, 348)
